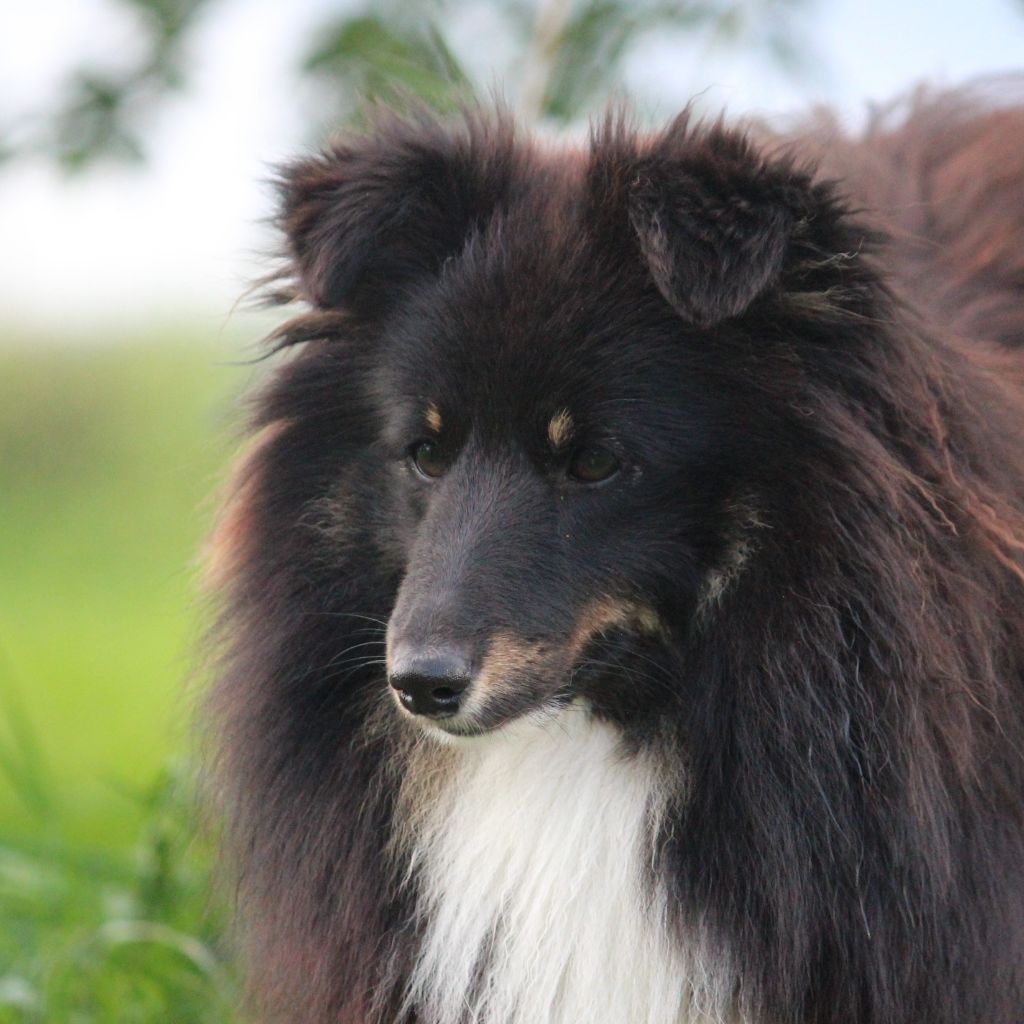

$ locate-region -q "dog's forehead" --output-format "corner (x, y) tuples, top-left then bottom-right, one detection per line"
(398, 289), (632, 427)
(409, 235), (638, 379)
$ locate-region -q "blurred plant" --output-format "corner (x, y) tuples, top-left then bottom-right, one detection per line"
(0, 335), (246, 1020)
(0, 647), (54, 824)
(0, 762), (238, 1023)
(9, 0), (814, 171)
(31, 0), (213, 170)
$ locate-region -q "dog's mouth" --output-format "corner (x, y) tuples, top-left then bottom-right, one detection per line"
(392, 684), (573, 740)
(408, 708), (499, 740)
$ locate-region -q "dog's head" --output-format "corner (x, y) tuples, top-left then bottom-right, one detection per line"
(213, 109), (866, 739)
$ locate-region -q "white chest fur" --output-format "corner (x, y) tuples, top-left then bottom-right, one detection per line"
(399, 708), (730, 1024)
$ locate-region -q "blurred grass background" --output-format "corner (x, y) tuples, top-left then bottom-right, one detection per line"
(0, 329), (254, 1022)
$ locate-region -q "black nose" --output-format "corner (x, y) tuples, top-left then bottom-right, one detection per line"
(388, 648), (472, 719)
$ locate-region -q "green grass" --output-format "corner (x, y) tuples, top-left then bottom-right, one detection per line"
(0, 327), (258, 1021)
(0, 767), (239, 1023)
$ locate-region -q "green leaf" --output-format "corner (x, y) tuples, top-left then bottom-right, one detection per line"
(542, 0), (638, 121)
(118, 0), (212, 44)
(303, 13), (473, 118)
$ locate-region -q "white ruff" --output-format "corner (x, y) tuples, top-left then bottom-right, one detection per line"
(400, 706), (732, 1024)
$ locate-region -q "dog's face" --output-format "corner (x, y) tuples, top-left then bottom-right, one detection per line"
(376, 249), (725, 736)
(223, 112), (830, 739)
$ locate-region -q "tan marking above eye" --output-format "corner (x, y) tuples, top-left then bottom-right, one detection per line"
(425, 402), (443, 433)
(547, 409), (574, 449)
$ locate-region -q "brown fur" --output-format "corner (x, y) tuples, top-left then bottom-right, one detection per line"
(204, 85), (1024, 1024)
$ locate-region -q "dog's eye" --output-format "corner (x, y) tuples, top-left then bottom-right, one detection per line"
(410, 440), (448, 479)
(567, 445), (620, 483)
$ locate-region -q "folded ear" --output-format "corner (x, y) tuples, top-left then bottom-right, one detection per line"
(626, 120), (811, 327)
(279, 110), (520, 312)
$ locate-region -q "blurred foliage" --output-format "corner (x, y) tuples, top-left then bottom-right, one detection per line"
(0, 764), (239, 1024)
(0, 334), (249, 1021)
(36, 0), (214, 170)
(11, 0), (815, 170)
(303, 12), (473, 119)
(527, 0), (807, 122)
(0, 336), (245, 844)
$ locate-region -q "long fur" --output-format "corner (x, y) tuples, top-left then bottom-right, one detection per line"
(204, 84), (1024, 1024)
(397, 705), (725, 1024)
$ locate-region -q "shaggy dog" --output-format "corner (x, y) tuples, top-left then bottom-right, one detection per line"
(205, 85), (1024, 1024)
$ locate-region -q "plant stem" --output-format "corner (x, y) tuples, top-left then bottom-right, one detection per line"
(519, 0), (575, 123)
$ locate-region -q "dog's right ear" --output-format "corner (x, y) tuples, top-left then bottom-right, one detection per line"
(279, 111), (519, 312)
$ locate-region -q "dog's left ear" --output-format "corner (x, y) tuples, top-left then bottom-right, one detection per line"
(626, 121), (810, 327)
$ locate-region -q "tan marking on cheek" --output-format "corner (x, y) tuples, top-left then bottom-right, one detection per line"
(569, 597), (668, 655)
(469, 602), (667, 705)
(475, 634), (548, 693)
(630, 604), (665, 637)
(547, 409), (574, 449)
(200, 421), (289, 591)
(425, 402), (443, 433)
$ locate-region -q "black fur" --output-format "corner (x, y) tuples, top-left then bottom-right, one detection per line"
(205, 90), (1024, 1023)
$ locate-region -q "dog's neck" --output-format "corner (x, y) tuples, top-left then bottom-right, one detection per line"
(394, 705), (733, 1024)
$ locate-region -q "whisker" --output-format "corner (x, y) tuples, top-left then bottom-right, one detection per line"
(307, 611), (390, 628)
(320, 639), (388, 670)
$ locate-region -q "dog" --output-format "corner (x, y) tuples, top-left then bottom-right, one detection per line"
(204, 84), (1024, 1024)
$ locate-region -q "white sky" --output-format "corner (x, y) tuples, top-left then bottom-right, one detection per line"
(3, 0), (1023, 333)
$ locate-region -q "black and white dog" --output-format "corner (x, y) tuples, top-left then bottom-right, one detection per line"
(205, 87), (1024, 1024)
